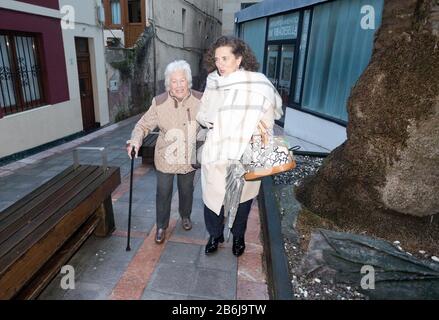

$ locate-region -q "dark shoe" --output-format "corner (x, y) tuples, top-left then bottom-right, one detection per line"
(232, 236), (245, 256)
(182, 217), (192, 231)
(205, 235), (224, 255)
(155, 228), (166, 244)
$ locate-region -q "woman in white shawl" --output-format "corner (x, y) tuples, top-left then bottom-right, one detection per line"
(197, 36), (283, 256)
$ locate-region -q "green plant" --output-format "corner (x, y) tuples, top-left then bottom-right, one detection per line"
(109, 50), (135, 80)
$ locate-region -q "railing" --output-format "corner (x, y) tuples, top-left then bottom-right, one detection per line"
(0, 33), (45, 116)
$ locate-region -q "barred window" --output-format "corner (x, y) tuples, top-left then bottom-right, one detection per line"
(0, 32), (45, 116)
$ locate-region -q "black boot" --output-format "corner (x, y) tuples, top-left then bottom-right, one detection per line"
(205, 235), (224, 255)
(232, 236), (245, 256)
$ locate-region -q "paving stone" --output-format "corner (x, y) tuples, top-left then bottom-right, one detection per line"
(197, 246), (238, 272)
(77, 235), (143, 264)
(117, 189), (154, 203)
(0, 191), (25, 202)
(172, 217), (207, 240)
(159, 242), (201, 265)
(38, 274), (67, 300)
(114, 213), (155, 233)
(190, 268), (237, 300)
(62, 286), (108, 300)
(36, 170), (61, 178)
(16, 168), (45, 176)
(141, 289), (188, 300)
(0, 201), (15, 211)
(113, 199), (154, 217)
(146, 263), (197, 296)
(47, 163), (72, 171)
(186, 295), (217, 300)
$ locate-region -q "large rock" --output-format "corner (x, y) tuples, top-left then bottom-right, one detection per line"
(296, 0), (439, 219)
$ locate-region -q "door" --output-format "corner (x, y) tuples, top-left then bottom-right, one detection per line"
(265, 43), (295, 126)
(75, 37), (97, 131)
(265, 44), (295, 105)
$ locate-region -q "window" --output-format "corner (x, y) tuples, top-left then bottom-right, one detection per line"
(0, 32), (45, 116)
(110, 0), (121, 25)
(294, 10), (311, 103)
(182, 8), (186, 32)
(241, 3), (257, 10)
(128, 0), (141, 23)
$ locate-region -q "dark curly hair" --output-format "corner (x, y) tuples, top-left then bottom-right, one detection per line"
(203, 36), (259, 73)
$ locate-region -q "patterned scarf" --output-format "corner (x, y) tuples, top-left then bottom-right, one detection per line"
(202, 70), (283, 164)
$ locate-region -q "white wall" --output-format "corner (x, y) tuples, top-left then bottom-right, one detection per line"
(0, 0), (109, 158)
(0, 103), (82, 157)
(60, 0), (109, 126)
(284, 108), (347, 151)
(222, 0), (262, 35)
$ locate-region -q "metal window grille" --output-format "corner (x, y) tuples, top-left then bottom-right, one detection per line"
(0, 32), (45, 116)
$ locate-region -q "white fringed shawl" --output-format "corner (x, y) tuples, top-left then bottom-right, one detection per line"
(201, 70), (283, 164)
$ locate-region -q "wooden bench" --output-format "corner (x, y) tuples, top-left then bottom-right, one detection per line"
(0, 148), (121, 299)
(138, 128), (159, 165)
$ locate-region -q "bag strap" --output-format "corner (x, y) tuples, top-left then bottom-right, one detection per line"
(257, 120), (269, 146)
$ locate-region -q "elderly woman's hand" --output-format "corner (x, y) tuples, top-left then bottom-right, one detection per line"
(126, 142), (140, 159)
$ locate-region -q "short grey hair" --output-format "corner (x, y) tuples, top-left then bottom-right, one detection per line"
(164, 60), (193, 91)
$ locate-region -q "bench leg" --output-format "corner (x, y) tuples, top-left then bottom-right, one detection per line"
(94, 196), (116, 237)
(142, 157), (151, 165)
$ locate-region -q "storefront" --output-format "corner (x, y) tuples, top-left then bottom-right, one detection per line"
(236, 0), (384, 150)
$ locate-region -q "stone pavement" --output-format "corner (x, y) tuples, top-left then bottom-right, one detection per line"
(0, 115), (268, 300)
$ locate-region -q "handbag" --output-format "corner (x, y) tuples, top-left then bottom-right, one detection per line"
(242, 121), (296, 181)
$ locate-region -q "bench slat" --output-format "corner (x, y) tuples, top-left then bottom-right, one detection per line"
(0, 166), (89, 235)
(0, 165), (102, 258)
(14, 214), (100, 299)
(0, 166), (76, 222)
(0, 167), (120, 299)
(0, 165), (97, 241)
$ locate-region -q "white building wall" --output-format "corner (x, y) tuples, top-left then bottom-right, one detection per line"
(222, 0), (262, 35)
(0, 0), (109, 158)
(60, 0), (109, 126)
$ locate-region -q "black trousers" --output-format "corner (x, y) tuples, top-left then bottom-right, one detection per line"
(204, 199), (253, 239)
(156, 170), (196, 229)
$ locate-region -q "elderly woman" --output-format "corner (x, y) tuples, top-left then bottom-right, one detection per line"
(197, 36), (283, 256)
(126, 60), (202, 244)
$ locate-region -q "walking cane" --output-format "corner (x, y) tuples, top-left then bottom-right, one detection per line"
(126, 146), (136, 251)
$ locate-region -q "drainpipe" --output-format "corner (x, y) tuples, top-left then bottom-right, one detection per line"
(151, 0), (157, 96)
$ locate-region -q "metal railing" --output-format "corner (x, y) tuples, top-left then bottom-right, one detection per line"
(0, 33), (45, 115)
